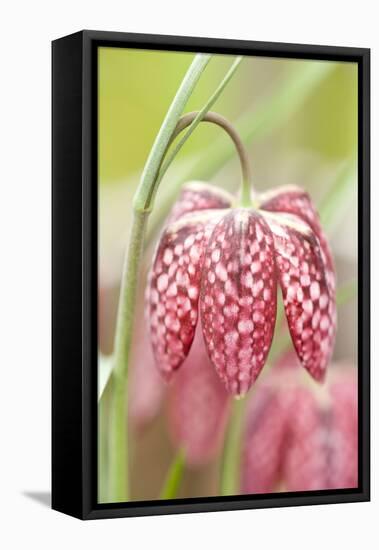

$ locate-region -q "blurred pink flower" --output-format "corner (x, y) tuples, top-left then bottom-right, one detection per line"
(129, 281), (166, 430)
(242, 353), (358, 493)
(167, 323), (231, 466)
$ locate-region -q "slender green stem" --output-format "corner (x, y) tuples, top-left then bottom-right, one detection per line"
(159, 450), (186, 500)
(107, 54), (244, 502)
(165, 111), (254, 207)
(108, 55), (211, 502)
(157, 57), (243, 184)
(133, 54), (211, 214)
(220, 398), (247, 496)
(109, 210), (147, 501)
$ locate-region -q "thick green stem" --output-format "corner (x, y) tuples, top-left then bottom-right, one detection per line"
(220, 398), (247, 496)
(108, 210), (148, 501)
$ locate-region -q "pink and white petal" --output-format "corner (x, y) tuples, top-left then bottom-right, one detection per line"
(259, 185), (335, 287)
(147, 211), (221, 380)
(167, 325), (231, 466)
(200, 210), (277, 397)
(167, 181), (233, 223)
(259, 186), (322, 239)
(265, 213), (335, 381)
(241, 383), (290, 494)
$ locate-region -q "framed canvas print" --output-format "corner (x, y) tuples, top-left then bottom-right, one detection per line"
(52, 30), (370, 520)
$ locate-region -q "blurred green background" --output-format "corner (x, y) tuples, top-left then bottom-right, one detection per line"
(98, 48), (358, 503)
(99, 48), (357, 184)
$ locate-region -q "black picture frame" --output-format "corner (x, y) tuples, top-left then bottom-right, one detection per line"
(52, 30), (370, 520)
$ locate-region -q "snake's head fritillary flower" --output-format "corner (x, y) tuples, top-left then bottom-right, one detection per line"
(241, 354), (358, 493)
(147, 181), (336, 397)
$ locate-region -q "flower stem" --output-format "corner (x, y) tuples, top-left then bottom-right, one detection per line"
(108, 210), (148, 502)
(145, 61), (335, 240)
(133, 55), (211, 214)
(107, 54), (244, 502)
(220, 398), (247, 496)
(108, 54), (211, 502)
(166, 111), (254, 208)
(156, 57), (243, 184)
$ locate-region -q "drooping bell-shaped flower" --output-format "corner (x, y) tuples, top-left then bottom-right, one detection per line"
(241, 352), (358, 493)
(147, 180), (336, 397)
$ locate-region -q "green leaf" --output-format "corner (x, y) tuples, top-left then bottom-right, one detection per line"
(159, 449), (186, 500)
(98, 353), (113, 400)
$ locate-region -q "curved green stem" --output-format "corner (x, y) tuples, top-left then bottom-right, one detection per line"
(145, 61), (335, 239)
(166, 111), (254, 208)
(156, 57), (243, 185)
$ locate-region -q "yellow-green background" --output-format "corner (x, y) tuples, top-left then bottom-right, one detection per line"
(98, 47), (358, 502)
(99, 48), (357, 184)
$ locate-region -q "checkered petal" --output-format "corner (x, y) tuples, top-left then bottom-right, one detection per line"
(200, 210), (277, 397)
(265, 212), (335, 381)
(167, 325), (231, 465)
(168, 181), (233, 223)
(260, 186), (337, 349)
(260, 185), (334, 273)
(147, 211), (221, 380)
